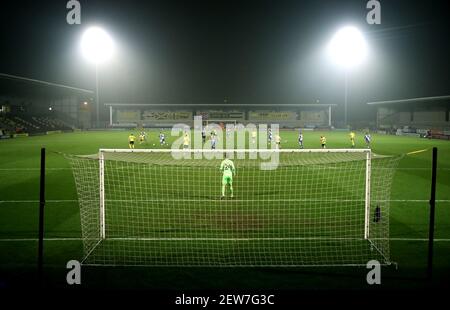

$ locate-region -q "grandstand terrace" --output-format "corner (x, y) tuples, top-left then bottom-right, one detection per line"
(0, 73), (94, 137)
(368, 95), (450, 139)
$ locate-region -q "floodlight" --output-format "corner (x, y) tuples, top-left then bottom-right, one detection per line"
(80, 26), (115, 128)
(326, 26), (369, 127)
(80, 27), (114, 64)
(327, 26), (368, 69)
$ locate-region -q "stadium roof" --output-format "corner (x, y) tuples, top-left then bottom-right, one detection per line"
(0, 73), (94, 95)
(367, 95), (450, 106)
(104, 103), (337, 107)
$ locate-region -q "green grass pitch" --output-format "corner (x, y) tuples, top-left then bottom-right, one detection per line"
(0, 129), (449, 289)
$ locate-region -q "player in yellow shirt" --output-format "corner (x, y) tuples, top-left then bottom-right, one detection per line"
(251, 130), (257, 145)
(128, 133), (136, 149)
(183, 132), (190, 149)
(320, 135), (326, 149)
(275, 134), (281, 149)
(349, 131), (355, 148)
(139, 131), (147, 144)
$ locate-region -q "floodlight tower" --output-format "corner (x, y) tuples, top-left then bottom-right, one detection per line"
(327, 26), (368, 127)
(80, 27), (115, 128)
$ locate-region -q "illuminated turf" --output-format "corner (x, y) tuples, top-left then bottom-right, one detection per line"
(0, 130), (449, 288)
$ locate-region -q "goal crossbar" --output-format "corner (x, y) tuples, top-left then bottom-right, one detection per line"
(99, 148), (371, 153)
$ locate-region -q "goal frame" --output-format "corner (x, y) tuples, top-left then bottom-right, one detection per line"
(98, 148), (372, 241)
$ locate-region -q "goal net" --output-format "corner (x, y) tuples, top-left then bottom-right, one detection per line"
(68, 149), (400, 266)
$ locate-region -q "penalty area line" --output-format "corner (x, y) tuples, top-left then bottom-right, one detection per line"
(1, 167), (450, 171)
(1, 237), (450, 242)
(1, 199), (450, 204)
(0, 168), (71, 171)
(0, 197), (450, 204)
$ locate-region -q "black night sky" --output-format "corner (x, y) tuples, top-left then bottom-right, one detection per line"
(0, 0), (449, 120)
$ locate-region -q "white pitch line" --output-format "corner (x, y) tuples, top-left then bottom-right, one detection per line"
(0, 167), (449, 171)
(398, 168), (450, 170)
(0, 199), (449, 204)
(0, 238), (82, 241)
(0, 237), (449, 242)
(0, 200), (78, 203)
(389, 199), (450, 202)
(0, 168), (71, 171)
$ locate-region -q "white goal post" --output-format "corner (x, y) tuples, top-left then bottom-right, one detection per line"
(69, 148), (399, 267)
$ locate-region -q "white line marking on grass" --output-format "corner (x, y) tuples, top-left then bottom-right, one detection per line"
(0, 237), (449, 242)
(0, 199), (449, 204)
(390, 199), (450, 203)
(0, 200), (78, 203)
(1, 167), (450, 171)
(0, 238), (82, 241)
(398, 168), (450, 171)
(0, 168), (71, 171)
(390, 238), (450, 242)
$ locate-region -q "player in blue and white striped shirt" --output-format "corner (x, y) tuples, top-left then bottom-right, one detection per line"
(364, 132), (371, 149)
(298, 131), (304, 149)
(211, 134), (217, 149)
(159, 131), (166, 146)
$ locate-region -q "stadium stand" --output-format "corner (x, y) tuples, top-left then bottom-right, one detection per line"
(0, 73), (94, 136)
(0, 115), (25, 133)
(368, 95), (450, 140)
(0, 113), (76, 135)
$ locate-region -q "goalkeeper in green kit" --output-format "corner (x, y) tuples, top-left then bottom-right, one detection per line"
(220, 154), (235, 199)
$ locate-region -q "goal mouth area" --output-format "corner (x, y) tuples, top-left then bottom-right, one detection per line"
(66, 148), (401, 267)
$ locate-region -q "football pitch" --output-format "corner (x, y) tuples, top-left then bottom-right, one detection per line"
(0, 130), (449, 289)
